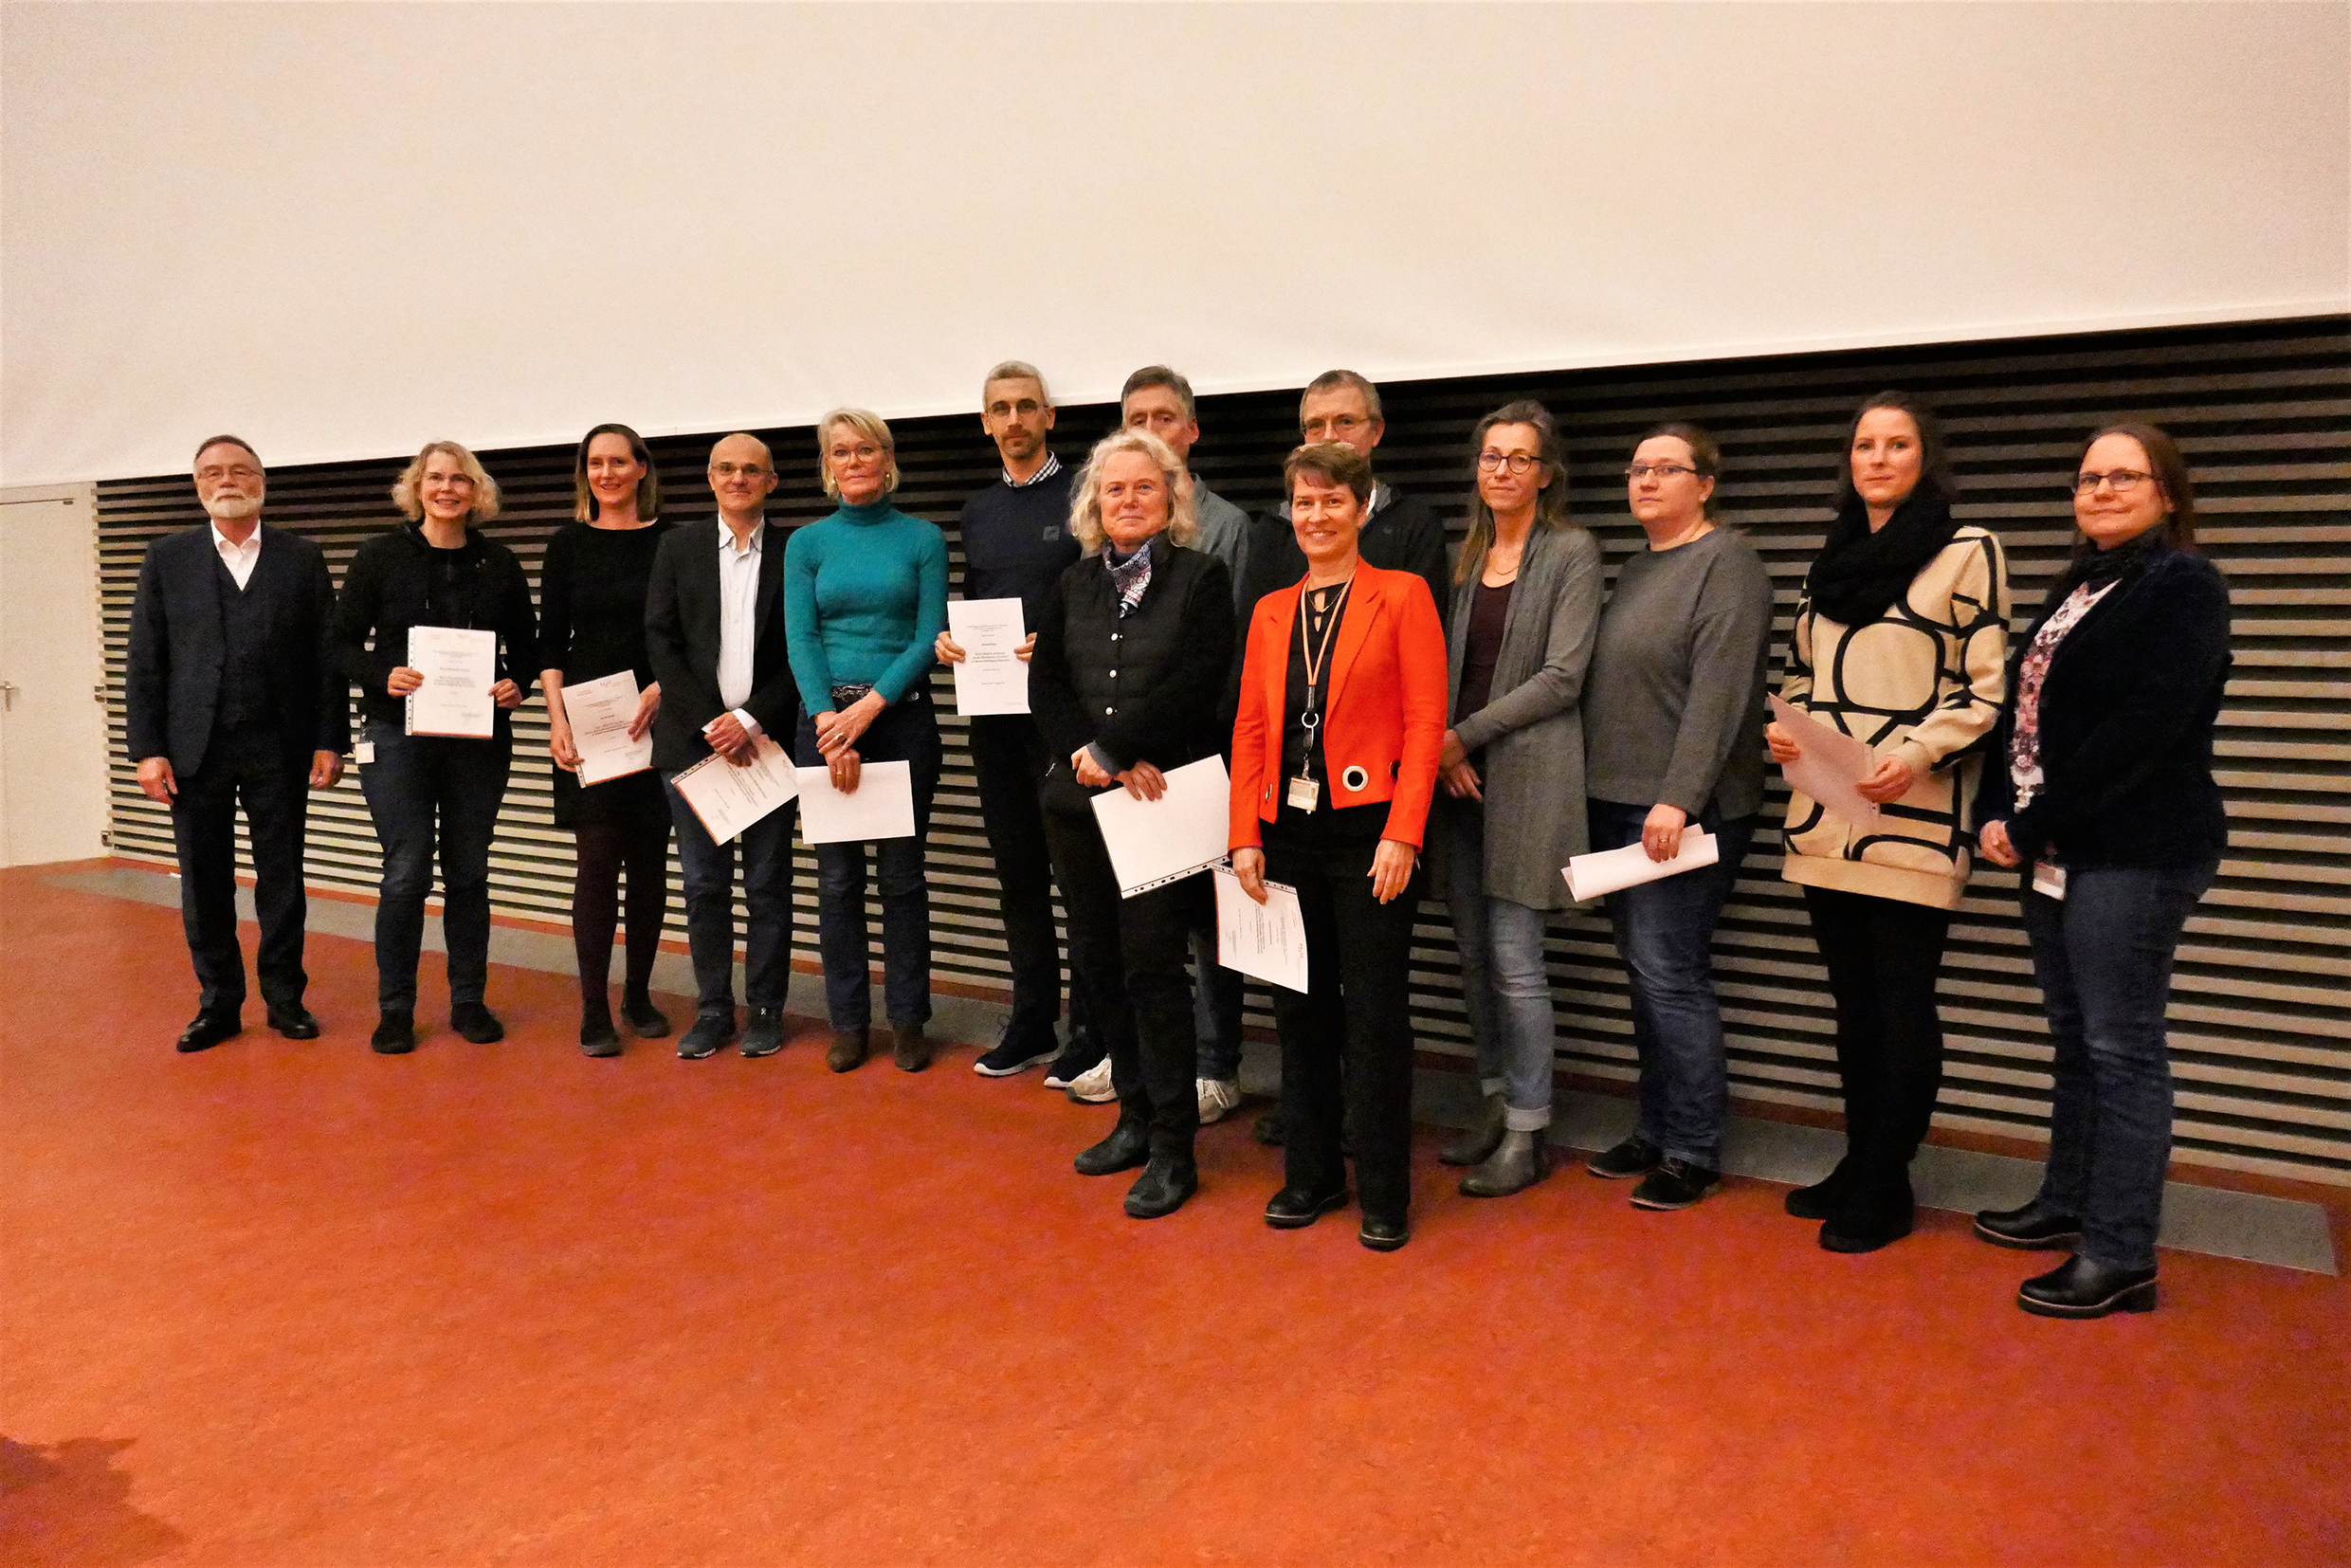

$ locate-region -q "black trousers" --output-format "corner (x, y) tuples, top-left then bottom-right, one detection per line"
(1263, 806), (1420, 1224)
(1802, 884), (1954, 1176)
(970, 715), (1077, 1040)
(170, 720), (311, 1015)
(1041, 801), (1202, 1163)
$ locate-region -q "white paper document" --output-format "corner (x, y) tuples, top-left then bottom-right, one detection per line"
(671, 736), (799, 843)
(1563, 830), (1721, 903)
(404, 626), (499, 738)
(1089, 755), (1231, 898)
(1213, 866), (1310, 993)
(946, 597), (1030, 717)
(1767, 693), (1883, 832)
(561, 669), (654, 786)
(796, 758), (917, 844)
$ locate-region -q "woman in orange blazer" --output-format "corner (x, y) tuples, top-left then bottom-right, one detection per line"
(1230, 441), (1448, 1250)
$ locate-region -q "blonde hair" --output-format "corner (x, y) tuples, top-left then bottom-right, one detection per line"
(1068, 428), (1197, 556)
(816, 408), (900, 499)
(392, 441), (501, 524)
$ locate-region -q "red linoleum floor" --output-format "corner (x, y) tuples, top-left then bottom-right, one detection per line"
(4, 864), (2346, 1567)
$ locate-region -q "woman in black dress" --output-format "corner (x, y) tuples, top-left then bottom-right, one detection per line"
(541, 423), (676, 1055)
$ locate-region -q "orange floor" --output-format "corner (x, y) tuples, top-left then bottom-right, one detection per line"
(5, 864), (2346, 1567)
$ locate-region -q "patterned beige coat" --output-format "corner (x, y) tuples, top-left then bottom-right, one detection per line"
(1777, 525), (2012, 909)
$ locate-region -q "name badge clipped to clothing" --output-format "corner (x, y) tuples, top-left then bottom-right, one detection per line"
(2032, 860), (2068, 902)
(1286, 775), (1321, 813)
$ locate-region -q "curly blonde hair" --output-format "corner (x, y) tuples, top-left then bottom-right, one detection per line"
(1068, 428), (1197, 556)
(392, 441), (501, 524)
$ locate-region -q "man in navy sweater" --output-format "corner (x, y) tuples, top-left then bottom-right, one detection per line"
(942, 362), (1100, 1085)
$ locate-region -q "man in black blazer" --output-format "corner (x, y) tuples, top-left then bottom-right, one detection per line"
(644, 432), (802, 1061)
(126, 436), (350, 1051)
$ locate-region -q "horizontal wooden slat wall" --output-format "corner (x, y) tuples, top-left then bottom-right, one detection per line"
(98, 316), (2350, 1185)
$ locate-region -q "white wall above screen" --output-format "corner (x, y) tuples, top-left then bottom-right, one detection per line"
(4, 2), (2344, 487)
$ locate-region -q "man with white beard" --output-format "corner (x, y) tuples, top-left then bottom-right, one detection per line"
(126, 436), (349, 1051)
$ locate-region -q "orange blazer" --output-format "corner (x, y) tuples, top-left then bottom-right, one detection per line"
(1229, 561), (1449, 852)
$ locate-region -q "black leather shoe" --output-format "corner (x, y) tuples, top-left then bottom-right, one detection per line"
(176, 1010), (242, 1053)
(1630, 1157), (1721, 1212)
(1359, 1214), (1412, 1251)
(827, 1027), (869, 1072)
(620, 990), (670, 1038)
(1586, 1134), (1664, 1180)
(1974, 1200), (2084, 1251)
(1253, 1112), (1285, 1147)
(450, 1002), (503, 1044)
(739, 1007), (786, 1058)
(891, 1020), (931, 1072)
(1123, 1157), (1198, 1219)
(265, 1005), (319, 1040)
(1264, 1184), (1350, 1229)
(680, 1011), (736, 1061)
(1074, 1121), (1151, 1177)
(1820, 1199), (1916, 1253)
(1784, 1156), (1856, 1220)
(371, 1010), (415, 1055)
(2018, 1254), (2159, 1319)
(580, 1006), (622, 1058)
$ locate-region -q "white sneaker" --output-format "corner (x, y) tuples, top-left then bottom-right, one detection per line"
(1066, 1055), (1118, 1103)
(1197, 1077), (1243, 1125)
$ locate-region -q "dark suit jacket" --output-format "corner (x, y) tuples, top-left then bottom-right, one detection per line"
(125, 522), (349, 776)
(644, 517), (800, 772)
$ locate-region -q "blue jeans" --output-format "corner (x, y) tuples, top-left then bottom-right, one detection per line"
(358, 720), (512, 1012)
(1437, 798), (1557, 1130)
(2021, 862), (2216, 1271)
(664, 771), (795, 1014)
(1588, 800), (1755, 1170)
(797, 698), (939, 1031)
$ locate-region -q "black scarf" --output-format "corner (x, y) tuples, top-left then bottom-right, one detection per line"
(1803, 491), (1963, 627)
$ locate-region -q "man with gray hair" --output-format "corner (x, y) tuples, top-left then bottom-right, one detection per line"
(945, 362), (1101, 1085)
(126, 436), (348, 1051)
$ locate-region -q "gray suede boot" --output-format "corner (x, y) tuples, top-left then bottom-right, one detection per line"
(1439, 1091), (1507, 1167)
(1461, 1127), (1549, 1197)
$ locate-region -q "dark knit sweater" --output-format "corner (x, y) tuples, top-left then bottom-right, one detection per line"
(958, 464), (1082, 628)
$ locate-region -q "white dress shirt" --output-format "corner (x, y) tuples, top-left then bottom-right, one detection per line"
(716, 520), (765, 738)
(212, 520), (262, 591)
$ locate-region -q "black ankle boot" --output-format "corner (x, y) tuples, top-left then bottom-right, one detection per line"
(1820, 1167), (1915, 1253)
(620, 988), (669, 1037)
(1786, 1153), (1858, 1220)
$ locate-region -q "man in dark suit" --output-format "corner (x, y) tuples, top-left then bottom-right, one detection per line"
(126, 435), (350, 1051)
(644, 431), (801, 1061)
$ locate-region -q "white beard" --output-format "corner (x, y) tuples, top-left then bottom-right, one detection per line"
(204, 493), (262, 522)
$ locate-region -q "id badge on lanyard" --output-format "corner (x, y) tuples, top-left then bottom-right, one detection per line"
(1289, 577), (1352, 814)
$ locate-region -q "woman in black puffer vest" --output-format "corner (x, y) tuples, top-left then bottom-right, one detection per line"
(1027, 428), (1234, 1221)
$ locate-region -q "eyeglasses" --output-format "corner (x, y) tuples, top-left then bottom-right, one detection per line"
(1476, 451), (1542, 475)
(829, 445), (882, 465)
(2074, 468), (2152, 496)
(422, 470), (476, 488)
(1625, 463), (1700, 482)
(1303, 414), (1371, 438)
(198, 465), (262, 483)
(711, 462), (773, 479)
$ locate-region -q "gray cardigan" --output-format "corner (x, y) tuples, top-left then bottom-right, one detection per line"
(1436, 524), (1604, 911)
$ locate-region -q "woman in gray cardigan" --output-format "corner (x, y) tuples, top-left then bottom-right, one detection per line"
(1432, 401), (1603, 1196)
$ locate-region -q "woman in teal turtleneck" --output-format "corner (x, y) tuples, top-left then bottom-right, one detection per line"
(785, 409), (950, 1074)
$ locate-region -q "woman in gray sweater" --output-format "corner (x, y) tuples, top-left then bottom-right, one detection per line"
(1580, 423), (1774, 1212)
(1431, 401), (1602, 1197)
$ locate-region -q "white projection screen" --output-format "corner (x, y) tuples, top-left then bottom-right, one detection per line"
(4, 1), (2345, 486)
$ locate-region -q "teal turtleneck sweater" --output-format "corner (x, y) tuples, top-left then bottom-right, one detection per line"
(782, 499), (949, 713)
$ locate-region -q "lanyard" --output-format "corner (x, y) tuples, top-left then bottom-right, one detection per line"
(1296, 574), (1355, 738)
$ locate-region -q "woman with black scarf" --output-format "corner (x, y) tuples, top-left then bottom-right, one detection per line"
(1972, 423), (2229, 1319)
(1765, 392), (2011, 1251)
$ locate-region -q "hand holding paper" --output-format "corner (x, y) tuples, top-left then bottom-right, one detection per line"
(1564, 830), (1720, 903)
(561, 669), (654, 785)
(1214, 866), (1309, 993)
(1766, 694), (1882, 832)
(1089, 756), (1230, 898)
(946, 598), (1030, 716)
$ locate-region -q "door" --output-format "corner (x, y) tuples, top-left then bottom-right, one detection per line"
(0, 487), (108, 866)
